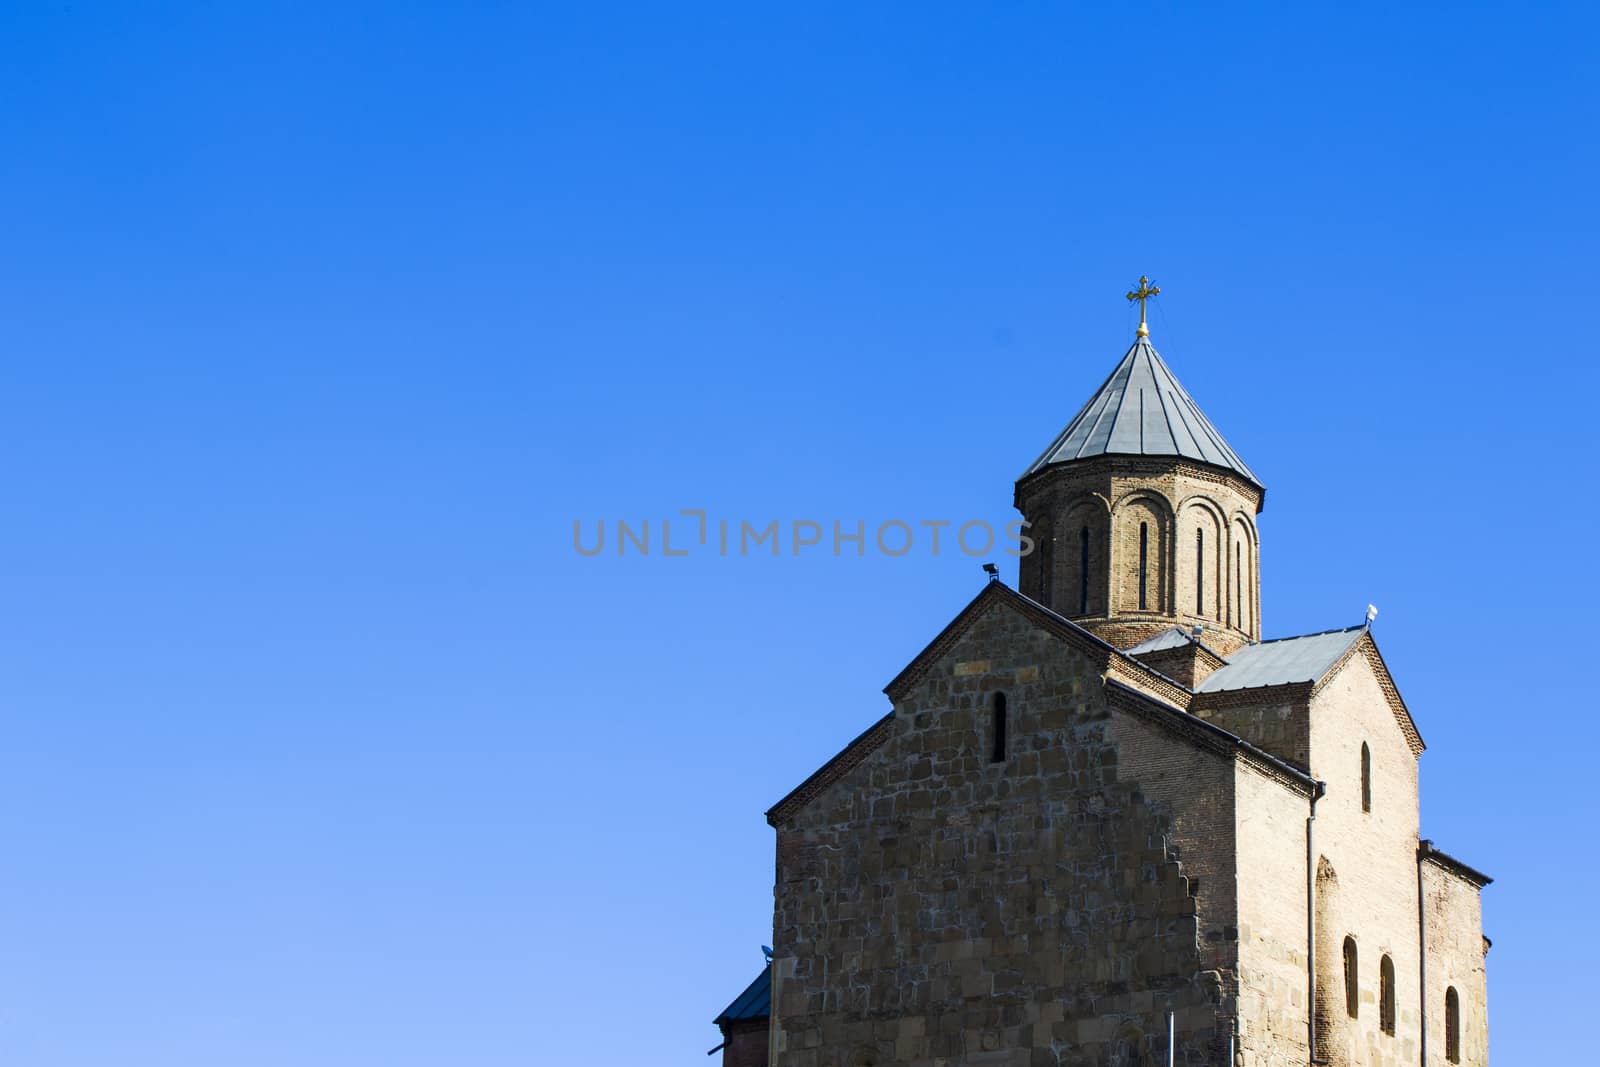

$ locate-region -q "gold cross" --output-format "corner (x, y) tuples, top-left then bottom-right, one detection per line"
(1125, 276), (1160, 338)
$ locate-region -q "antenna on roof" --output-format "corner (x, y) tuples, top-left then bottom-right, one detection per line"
(1365, 604), (1379, 626)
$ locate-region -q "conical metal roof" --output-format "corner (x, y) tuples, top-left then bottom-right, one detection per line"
(1021, 336), (1261, 489)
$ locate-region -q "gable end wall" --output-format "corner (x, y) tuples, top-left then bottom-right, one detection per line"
(770, 602), (1234, 1066)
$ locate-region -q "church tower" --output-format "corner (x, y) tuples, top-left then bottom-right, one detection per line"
(1015, 278), (1264, 655)
(730, 276), (1493, 1067)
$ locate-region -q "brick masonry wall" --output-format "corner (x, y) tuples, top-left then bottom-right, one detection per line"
(1420, 862), (1489, 1066)
(1191, 690), (1312, 772)
(1014, 457), (1263, 652)
(1308, 655), (1427, 1067)
(1130, 643), (1227, 690)
(770, 601), (1230, 1066)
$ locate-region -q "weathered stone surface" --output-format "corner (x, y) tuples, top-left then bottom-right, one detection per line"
(760, 592), (1489, 1066)
(742, 327), (1490, 1067)
(771, 602), (1239, 1066)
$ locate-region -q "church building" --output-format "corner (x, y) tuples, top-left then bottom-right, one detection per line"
(713, 282), (1491, 1066)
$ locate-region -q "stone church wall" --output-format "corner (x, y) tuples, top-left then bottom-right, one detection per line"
(1014, 457), (1262, 652)
(1102, 693), (1239, 976)
(1307, 655), (1424, 1067)
(770, 602), (1228, 1066)
(1234, 760), (1314, 1065)
(1420, 862), (1489, 1066)
(1191, 690), (1311, 772)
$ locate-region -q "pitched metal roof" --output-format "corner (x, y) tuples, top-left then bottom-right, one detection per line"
(1021, 336), (1262, 489)
(713, 965), (771, 1024)
(1196, 626), (1365, 693)
(1123, 628), (1194, 654)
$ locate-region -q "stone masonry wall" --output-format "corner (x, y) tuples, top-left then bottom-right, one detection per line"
(770, 601), (1230, 1066)
(1102, 693), (1240, 979)
(1234, 761), (1314, 1064)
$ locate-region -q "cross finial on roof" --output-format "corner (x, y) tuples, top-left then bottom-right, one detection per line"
(1125, 275), (1160, 338)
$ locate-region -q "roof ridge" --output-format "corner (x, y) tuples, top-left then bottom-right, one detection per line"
(1164, 387), (1207, 458)
(712, 964), (772, 1024)
(999, 585), (1198, 694)
(1252, 623), (1366, 645)
(1075, 356), (1129, 460)
(1144, 344), (1209, 459)
(1166, 365), (1252, 474)
(1019, 350), (1131, 476)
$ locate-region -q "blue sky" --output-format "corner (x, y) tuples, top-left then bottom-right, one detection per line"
(0, 3), (1594, 1063)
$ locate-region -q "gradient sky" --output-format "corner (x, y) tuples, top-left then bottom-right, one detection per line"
(0, 3), (1594, 1064)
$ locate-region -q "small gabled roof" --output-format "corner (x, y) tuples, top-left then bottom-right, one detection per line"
(770, 582), (1194, 826)
(1196, 626), (1366, 692)
(1195, 625), (1425, 757)
(1123, 628), (1194, 654)
(879, 581), (1187, 706)
(713, 965), (771, 1025)
(1021, 336), (1262, 491)
(1124, 626), (1230, 662)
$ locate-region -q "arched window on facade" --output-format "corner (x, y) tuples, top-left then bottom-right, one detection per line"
(990, 692), (1007, 764)
(1343, 937), (1359, 1018)
(1078, 526), (1090, 615)
(1445, 986), (1461, 1062)
(1138, 522), (1149, 611)
(1379, 955), (1396, 1034)
(1195, 527), (1205, 615)
(1235, 542), (1243, 629)
(1361, 742), (1372, 813)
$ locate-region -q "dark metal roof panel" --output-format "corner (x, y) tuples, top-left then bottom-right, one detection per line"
(1123, 628), (1194, 655)
(1196, 626), (1365, 692)
(713, 965), (771, 1024)
(1022, 337), (1261, 488)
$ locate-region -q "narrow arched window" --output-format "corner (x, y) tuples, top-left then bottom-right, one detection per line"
(1138, 522), (1149, 610)
(1379, 954), (1396, 1034)
(1361, 742), (1372, 813)
(1235, 542), (1243, 628)
(1343, 937), (1359, 1018)
(1078, 526), (1090, 615)
(990, 692), (1007, 763)
(1195, 527), (1205, 615)
(1445, 986), (1461, 1062)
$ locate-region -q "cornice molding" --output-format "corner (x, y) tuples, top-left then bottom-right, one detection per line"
(1014, 454), (1264, 513)
(1419, 839), (1493, 889)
